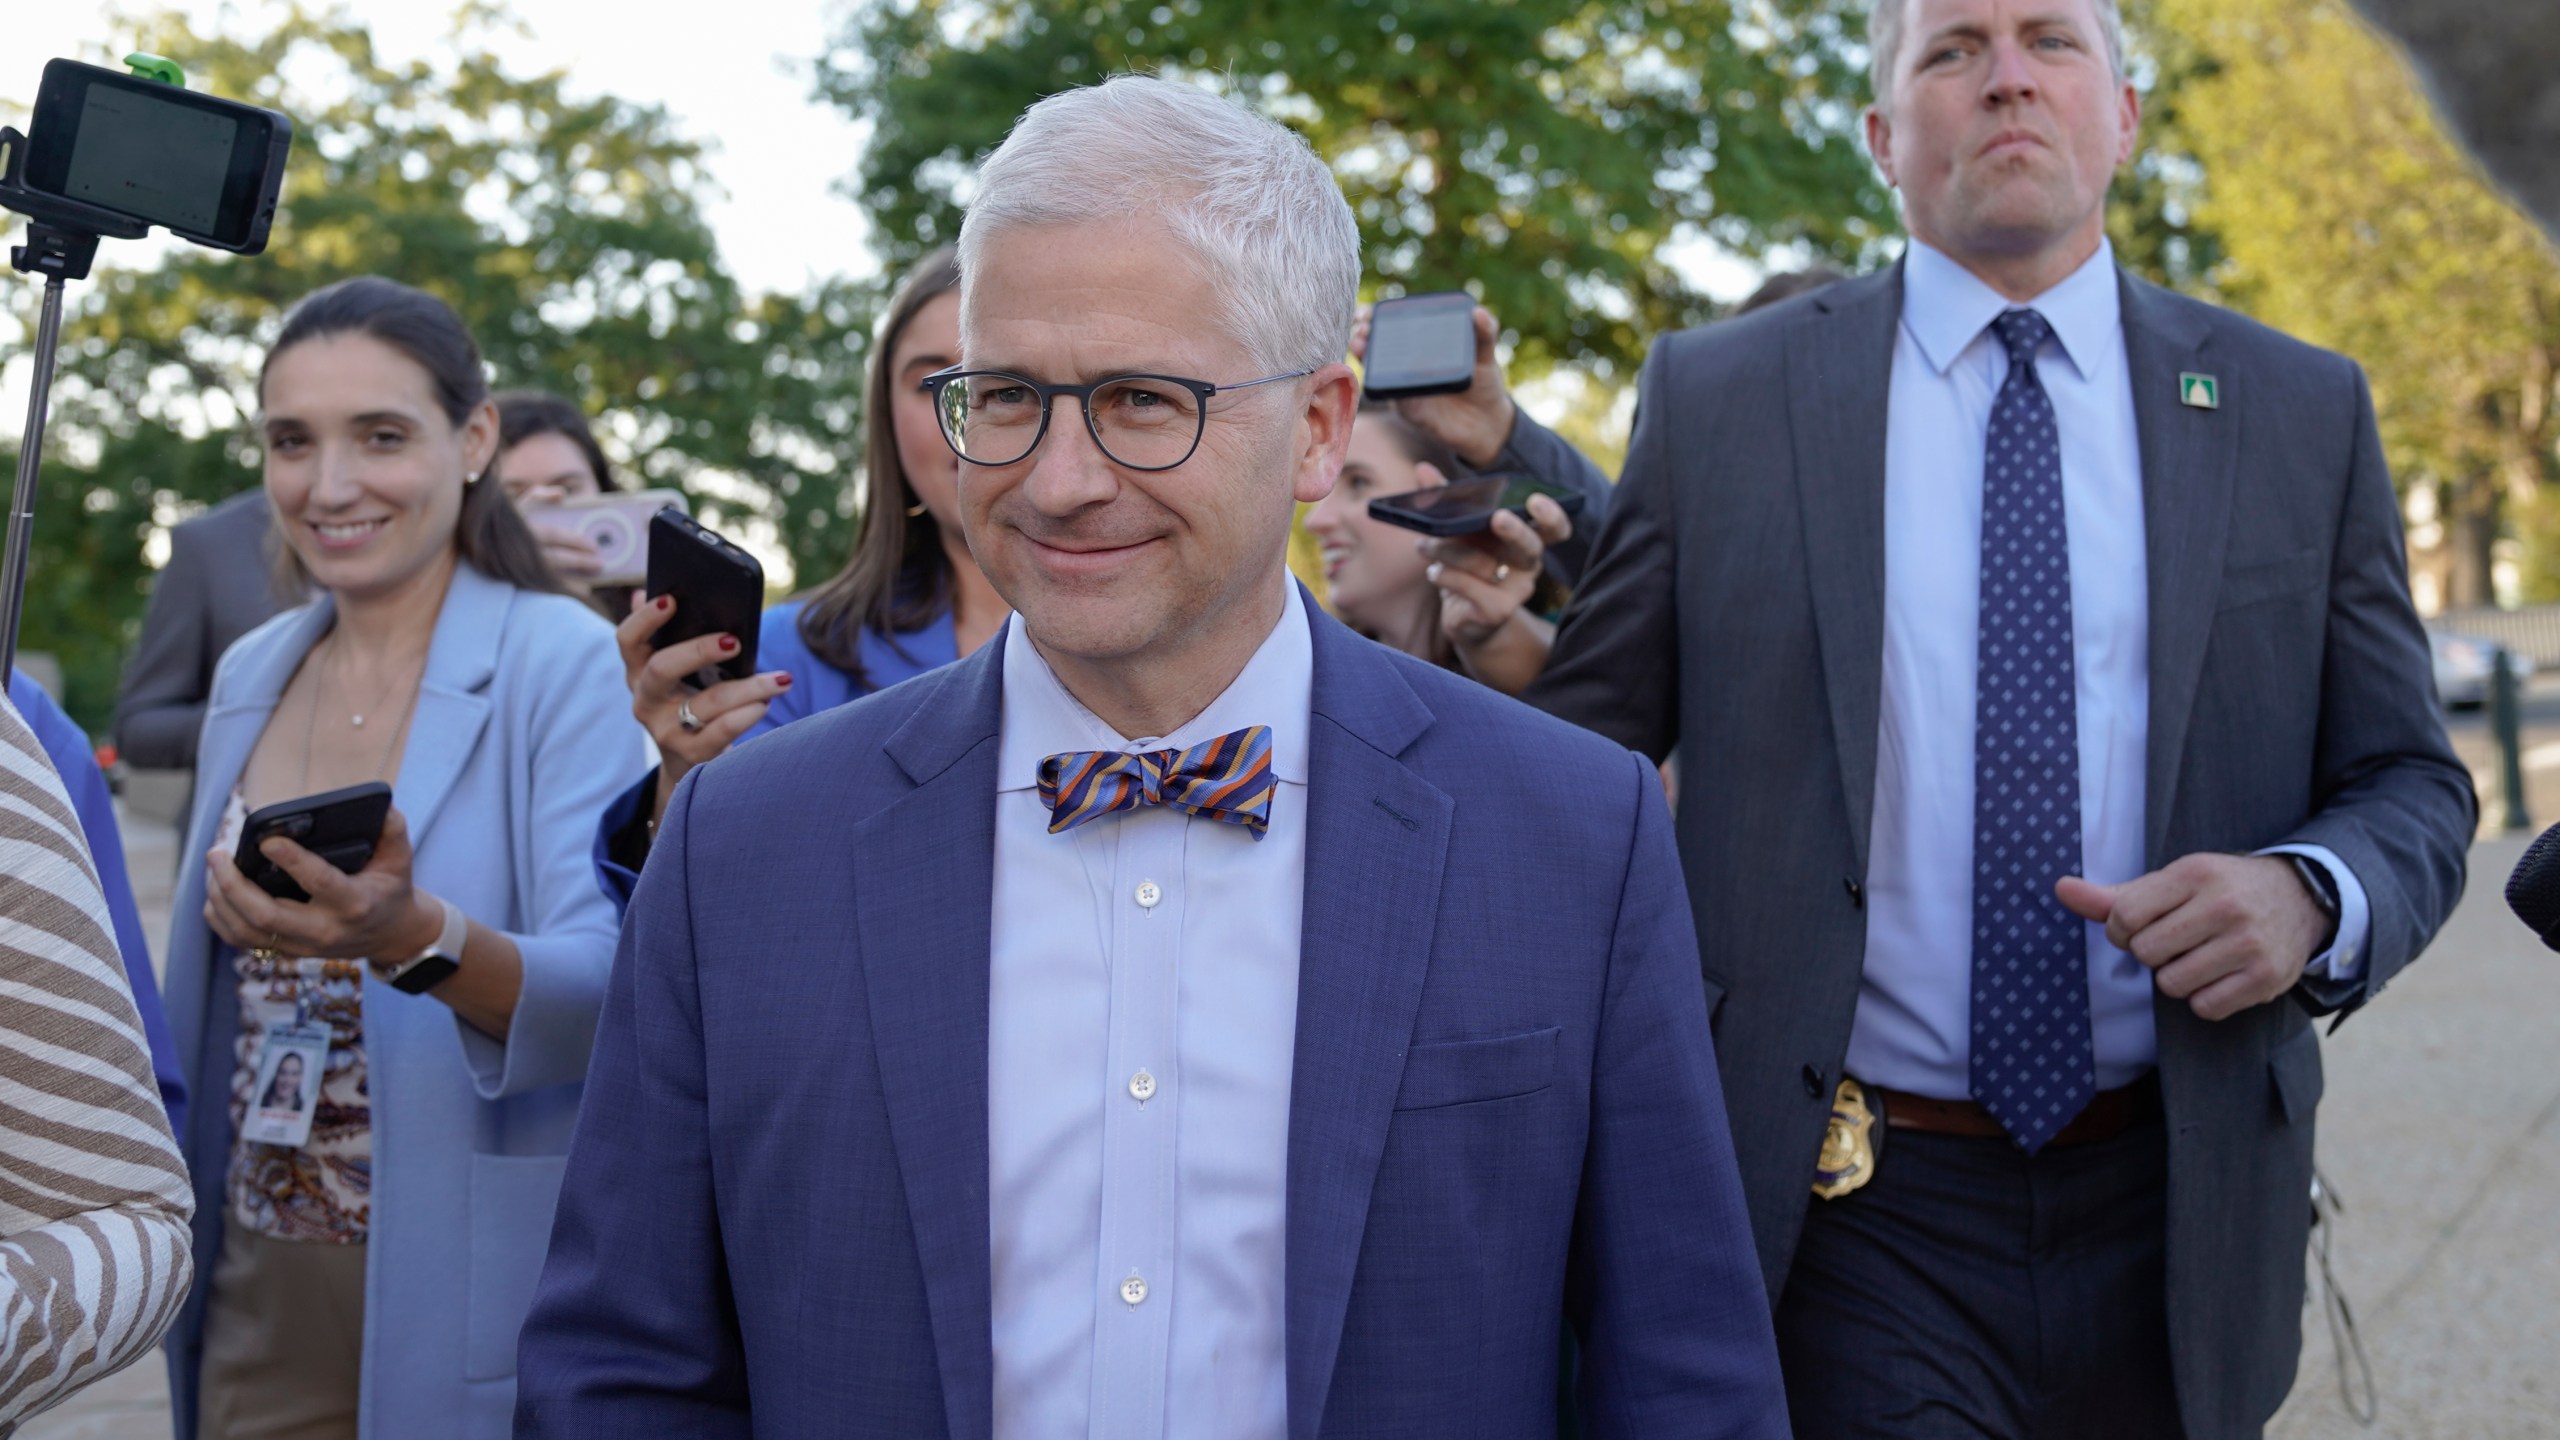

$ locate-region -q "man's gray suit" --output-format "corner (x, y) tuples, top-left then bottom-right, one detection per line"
(1526, 262), (2474, 1439)
(114, 488), (295, 771)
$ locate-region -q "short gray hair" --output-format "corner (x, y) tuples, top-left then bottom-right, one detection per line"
(958, 75), (1359, 377)
(1868, 0), (2126, 110)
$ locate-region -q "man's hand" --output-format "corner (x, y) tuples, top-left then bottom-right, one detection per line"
(2056, 854), (2332, 1021)
(1347, 302), (1518, 468)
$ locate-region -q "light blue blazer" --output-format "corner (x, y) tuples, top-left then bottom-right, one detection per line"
(161, 561), (648, 1439)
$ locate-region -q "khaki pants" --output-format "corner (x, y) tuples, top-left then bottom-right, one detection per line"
(196, 1217), (365, 1440)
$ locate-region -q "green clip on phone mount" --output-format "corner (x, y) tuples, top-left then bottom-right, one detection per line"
(124, 53), (187, 86)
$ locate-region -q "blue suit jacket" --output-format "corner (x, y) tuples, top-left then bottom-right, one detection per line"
(518, 594), (1785, 1438)
(9, 671), (185, 1134)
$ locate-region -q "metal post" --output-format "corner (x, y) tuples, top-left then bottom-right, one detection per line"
(0, 272), (67, 681)
(2494, 644), (2533, 833)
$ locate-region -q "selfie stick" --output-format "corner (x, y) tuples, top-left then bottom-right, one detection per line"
(0, 58), (161, 680)
(0, 227), (101, 681)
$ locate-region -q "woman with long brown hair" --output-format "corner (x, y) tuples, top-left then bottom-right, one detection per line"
(599, 247), (1008, 899)
(160, 276), (646, 1437)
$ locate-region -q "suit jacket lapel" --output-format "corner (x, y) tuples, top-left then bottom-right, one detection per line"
(853, 636), (1007, 1440)
(1787, 265), (1903, 872)
(191, 601), (335, 853)
(2121, 274), (2238, 867)
(1284, 605), (1452, 1439)
(393, 563), (503, 848)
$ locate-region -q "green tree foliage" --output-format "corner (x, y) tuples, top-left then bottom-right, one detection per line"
(0, 4), (877, 731)
(2155, 0), (2560, 608)
(812, 0), (1895, 385)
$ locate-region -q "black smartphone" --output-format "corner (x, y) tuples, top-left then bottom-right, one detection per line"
(1362, 291), (1478, 399)
(644, 508), (764, 688)
(1366, 473), (1588, 538)
(235, 782), (394, 904)
(19, 59), (293, 254)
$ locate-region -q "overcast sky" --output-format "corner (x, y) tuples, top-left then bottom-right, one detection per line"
(16, 0), (879, 295)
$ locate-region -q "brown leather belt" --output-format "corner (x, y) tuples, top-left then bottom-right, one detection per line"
(1870, 1072), (2162, 1148)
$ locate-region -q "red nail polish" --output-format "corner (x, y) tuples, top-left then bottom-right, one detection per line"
(775, 673), (793, 688)
(718, 635), (738, 652)
(657, 596), (673, 613)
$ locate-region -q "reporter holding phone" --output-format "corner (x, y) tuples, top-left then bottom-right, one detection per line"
(597, 246), (1011, 904)
(491, 391), (618, 587)
(159, 277), (647, 1439)
(1304, 401), (1576, 688)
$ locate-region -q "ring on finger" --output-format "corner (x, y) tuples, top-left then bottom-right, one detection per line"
(1494, 563), (1512, 584)
(678, 697), (705, 733)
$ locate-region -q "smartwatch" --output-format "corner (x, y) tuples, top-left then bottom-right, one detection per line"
(382, 895), (465, 995)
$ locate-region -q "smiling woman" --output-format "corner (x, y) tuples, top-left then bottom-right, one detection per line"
(158, 277), (649, 1438)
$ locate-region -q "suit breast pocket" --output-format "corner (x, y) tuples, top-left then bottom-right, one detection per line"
(2216, 547), (2324, 614)
(1393, 1027), (1560, 1111)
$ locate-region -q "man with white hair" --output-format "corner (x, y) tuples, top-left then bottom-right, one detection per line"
(1523, 0), (2472, 1435)
(515, 75), (1787, 1438)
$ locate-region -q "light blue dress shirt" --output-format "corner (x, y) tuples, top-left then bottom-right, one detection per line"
(987, 577), (1308, 1440)
(1849, 239), (2370, 1099)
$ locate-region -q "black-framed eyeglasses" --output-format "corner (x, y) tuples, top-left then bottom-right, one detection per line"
(918, 365), (1315, 472)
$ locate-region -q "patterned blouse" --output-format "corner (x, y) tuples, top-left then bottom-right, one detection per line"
(216, 793), (373, 1245)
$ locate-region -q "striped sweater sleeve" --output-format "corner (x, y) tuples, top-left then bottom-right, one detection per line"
(0, 692), (193, 1429)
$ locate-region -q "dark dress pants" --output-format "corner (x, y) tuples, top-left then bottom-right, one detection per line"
(1774, 1114), (2188, 1440)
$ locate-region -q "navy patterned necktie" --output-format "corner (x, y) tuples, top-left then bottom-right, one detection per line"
(1968, 308), (2095, 1154)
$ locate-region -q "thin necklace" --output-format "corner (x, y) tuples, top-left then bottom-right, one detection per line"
(299, 632), (426, 793)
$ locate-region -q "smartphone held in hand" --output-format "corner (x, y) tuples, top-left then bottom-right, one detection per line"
(234, 782), (394, 903)
(1366, 472), (1586, 538)
(644, 509), (764, 688)
(519, 489), (688, 586)
(1362, 291), (1478, 399)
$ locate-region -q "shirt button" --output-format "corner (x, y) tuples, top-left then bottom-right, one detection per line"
(1128, 1069), (1157, 1102)
(1135, 880), (1162, 909)
(1120, 1274), (1149, 1306)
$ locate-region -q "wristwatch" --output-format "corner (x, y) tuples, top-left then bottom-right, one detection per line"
(2285, 853), (2342, 950)
(381, 895), (465, 995)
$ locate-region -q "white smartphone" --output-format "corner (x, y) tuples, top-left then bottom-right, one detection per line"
(519, 489), (688, 586)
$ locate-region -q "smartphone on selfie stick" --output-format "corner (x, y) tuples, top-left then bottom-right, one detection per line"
(644, 509), (764, 688)
(1362, 291), (1479, 400)
(0, 56), (292, 677)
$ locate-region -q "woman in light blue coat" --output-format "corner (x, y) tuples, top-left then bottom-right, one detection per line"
(161, 278), (646, 1439)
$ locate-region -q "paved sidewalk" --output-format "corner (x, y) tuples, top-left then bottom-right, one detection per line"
(2269, 831), (2560, 1439)
(22, 815), (2554, 1437)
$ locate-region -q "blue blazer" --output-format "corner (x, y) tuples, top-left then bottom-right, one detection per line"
(518, 593), (1788, 1438)
(10, 670), (185, 1133)
(162, 562), (649, 1439)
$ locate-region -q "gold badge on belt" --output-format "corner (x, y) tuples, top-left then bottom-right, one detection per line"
(1812, 1077), (1884, 1200)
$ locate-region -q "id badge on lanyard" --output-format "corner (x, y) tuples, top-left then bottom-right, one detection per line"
(242, 998), (330, 1150)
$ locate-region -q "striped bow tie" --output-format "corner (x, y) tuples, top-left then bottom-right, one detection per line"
(1038, 725), (1276, 840)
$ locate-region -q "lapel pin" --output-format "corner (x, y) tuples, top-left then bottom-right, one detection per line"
(2180, 372), (2220, 410)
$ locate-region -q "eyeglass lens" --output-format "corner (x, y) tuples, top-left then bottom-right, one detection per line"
(937, 374), (1205, 469)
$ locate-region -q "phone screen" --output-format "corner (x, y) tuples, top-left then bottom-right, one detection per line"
(65, 86), (237, 234)
(1391, 475), (1571, 522)
(1365, 293), (1477, 393)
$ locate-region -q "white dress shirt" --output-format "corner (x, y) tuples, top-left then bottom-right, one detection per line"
(1850, 239), (2370, 1100)
(988, 577), (1309, 1440)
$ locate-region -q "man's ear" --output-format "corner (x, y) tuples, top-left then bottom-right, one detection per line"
(1866, 104), (1900, 188)
(1293, 362), (1360, 506)
(2113, 78), (2143, 169)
